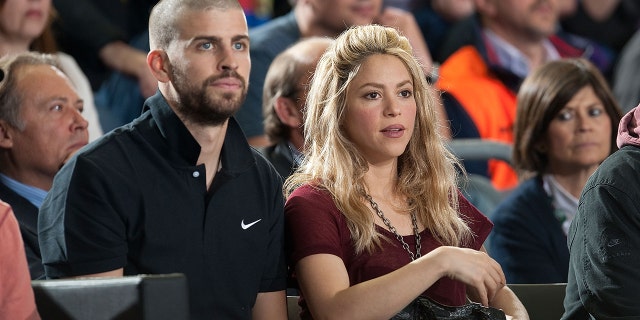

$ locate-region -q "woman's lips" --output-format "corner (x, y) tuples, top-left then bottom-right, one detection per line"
(381, 125), (405, 138)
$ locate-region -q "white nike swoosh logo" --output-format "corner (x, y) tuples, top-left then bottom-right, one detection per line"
(607, 238), (622, 247)
(241, 219), (262, 230)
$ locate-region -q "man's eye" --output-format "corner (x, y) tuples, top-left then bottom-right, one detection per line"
(233, 42), (245, 50)
(201, 42), (213, 50)
(52, 105), (63, 111)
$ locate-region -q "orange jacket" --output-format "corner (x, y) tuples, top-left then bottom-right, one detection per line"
(436, 46), (518, 190)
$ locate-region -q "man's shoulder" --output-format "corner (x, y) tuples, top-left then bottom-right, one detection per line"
(249, 13), (300, 52)
(249, 12), (298, 38)
(437, 15), (482, 62)
(68, 120), (157, 175)
(249, 146), (284, 182)
(584, 146), (640, 193)
(597, 145), (640, 172)
(77, 125), (139, 159)
(255, 143), (295, 180)
(438, 46), (488, 81)
(0, 181), (37, 215)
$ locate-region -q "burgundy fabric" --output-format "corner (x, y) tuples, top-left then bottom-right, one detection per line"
(285, 184), (492, 307)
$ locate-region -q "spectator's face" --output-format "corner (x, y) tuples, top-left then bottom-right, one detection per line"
(343, 54), (416, 164)
(290, 42), (330, 126)
(0, 0), (50, 42)
(6, 65), (88, 189)
(485, 0), (558, 40)
(311, 0), (382, 34)
(543, 85), (611, 175)
(166, 8), (250, 126)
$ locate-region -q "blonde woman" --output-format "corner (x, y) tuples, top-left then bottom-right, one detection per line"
(284, 25), (527, 319)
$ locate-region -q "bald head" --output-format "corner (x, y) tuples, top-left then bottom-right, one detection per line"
(149, 0), (243, 50)
(268, 37), (334, 94)
(263, 37), (333, 145)
(283, 37), (334, 66)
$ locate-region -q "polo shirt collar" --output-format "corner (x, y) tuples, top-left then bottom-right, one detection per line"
(219, 117), (255, 175)
(143, 92), (255, 174)
(145, 92), (201, 165)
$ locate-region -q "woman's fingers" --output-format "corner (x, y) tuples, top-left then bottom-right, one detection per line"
(433, 247), (506, 305)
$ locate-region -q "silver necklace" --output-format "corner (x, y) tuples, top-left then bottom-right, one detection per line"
(366, 194), (422, 261)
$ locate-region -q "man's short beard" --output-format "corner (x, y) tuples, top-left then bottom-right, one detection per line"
(173, 70), (247, 126)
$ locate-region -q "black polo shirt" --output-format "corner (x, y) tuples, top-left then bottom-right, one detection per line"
(38, 92), (287, 319)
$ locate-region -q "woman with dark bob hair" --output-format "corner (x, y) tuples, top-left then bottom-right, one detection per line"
(490, 58), (623, 284)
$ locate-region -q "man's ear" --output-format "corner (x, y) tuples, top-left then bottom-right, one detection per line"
(147, 49), (171, 83)
(0, 120), (15, 149)
(274, 97), (303, 128)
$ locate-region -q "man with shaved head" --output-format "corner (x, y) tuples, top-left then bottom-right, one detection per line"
(38, 1), (287, 318)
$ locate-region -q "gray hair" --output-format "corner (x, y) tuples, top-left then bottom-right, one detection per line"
(0, 52), (59, 130)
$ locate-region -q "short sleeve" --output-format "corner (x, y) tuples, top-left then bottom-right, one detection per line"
(285, 185), (350, 266)
(457, 191), (493, 250)
(39, 154), (129, 278)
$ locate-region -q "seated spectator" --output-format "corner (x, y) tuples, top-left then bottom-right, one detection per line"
(0, 52), (89, 280)
(0, 200), (40, 319)
(284, 24), (527, 319)
(435, 0), (608, 191)
(260, 37), (333, 179)
(560, 0), (640, 63)
(38, 1), (287, 318)
(613, 28), (640, 113)
(272, 0), (294, 18)
(239, 0), (437, 146)
(489, 58), (622, 283)
(562, 104), (640, 318)
(52, 0), (157, 131)
(385, 0), (476, 61)
(0, 0), (102, 141)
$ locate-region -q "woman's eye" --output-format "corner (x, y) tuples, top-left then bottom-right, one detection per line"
(365, 92), (380, 99)
(556, 111), (572, 121)
(589, 108), (603, 117)
(399, 90), (412, 98)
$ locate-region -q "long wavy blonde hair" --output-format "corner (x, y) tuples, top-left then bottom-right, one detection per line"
(284, 25), (472, 254)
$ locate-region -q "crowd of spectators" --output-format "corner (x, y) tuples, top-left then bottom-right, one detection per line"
(1, 0), (639, 318)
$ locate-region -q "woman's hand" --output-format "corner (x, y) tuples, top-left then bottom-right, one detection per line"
(424, 246), (506, 306)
